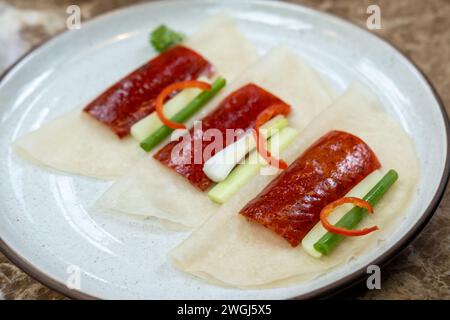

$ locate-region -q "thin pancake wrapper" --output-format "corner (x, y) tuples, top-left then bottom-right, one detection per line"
(170, 82), (419, 288)
(13, 15), (257, 179)
(95, 46), (335, 228)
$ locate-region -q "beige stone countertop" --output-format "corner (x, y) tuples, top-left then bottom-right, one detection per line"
(0, 0), (449, 300)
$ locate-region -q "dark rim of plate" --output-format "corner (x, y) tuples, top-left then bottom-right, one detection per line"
(0, 0), (449, 300)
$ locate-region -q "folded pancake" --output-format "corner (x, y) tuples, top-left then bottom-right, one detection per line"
(170, 83), (419, 288)
(13, 15), (258, 179)
(95, 46), (336, 228)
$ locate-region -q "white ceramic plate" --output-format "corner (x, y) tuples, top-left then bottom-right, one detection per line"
(0, 0), (448, 299)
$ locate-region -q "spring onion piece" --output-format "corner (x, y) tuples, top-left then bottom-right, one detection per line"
(156, 81), (212, 130)
(302, 170), (383, 258)
(312, 169), (398, 256)
(203, 115), (289, 182)
(208, 127), (298, 204)
(150, 25), (185, 52)
(131, 77), (210, 142)
(140, 76), (226, 152)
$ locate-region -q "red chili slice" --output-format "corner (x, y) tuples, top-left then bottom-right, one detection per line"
(320, 197), (379, 236)
(155, 80), (211, 129)
(254, 103), (291, 170)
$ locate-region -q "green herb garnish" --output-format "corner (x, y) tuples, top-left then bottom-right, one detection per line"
(150, 25), (185, 52)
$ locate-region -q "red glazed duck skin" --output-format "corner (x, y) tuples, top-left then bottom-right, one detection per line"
(240, 130), (381, 247)
(84, 45), (212, 138)
(154, 83), (290, 191)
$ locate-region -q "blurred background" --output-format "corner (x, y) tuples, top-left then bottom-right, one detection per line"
(0, 0), (449, 300)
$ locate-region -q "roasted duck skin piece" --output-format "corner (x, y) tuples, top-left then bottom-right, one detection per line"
(240, 130), (381, 247)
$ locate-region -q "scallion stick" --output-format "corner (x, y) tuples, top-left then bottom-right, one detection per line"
(140, 76), (226, 152)
(313, 169), (398, 255)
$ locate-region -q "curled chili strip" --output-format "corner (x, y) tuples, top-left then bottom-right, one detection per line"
(254, 103), (291, 170)
(155, 80), (211, 129)
(320, 197), (379, 236)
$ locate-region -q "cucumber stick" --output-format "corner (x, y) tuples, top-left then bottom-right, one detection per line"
(130, 77), (209, 142)
(203, 115), (288, 183)
(208, 126), (299, 204)
(301, 170), (383, 258)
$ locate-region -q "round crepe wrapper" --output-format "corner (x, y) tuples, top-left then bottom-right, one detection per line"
(169, 82), (419, 288)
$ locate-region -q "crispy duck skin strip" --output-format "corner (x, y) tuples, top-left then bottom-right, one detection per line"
(84, 46), (212, 138)
(153, 83), (290, 191)
(240, 130), (381, 247)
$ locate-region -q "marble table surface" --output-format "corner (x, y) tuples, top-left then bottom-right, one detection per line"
(0, 0), (449, 300)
